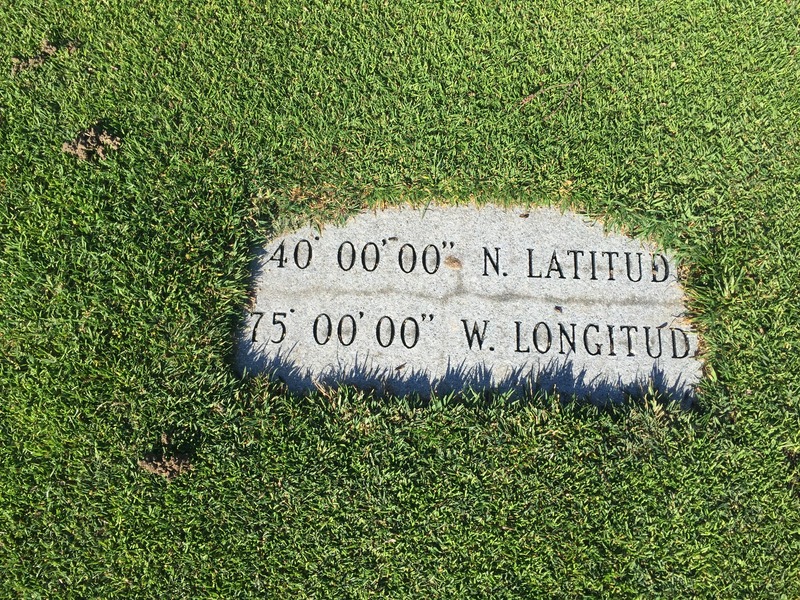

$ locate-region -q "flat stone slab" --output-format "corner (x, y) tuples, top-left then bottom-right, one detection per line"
(237, 205), (702, 401)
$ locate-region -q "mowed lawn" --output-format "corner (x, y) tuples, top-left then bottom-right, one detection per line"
(1, 0), (799, 597)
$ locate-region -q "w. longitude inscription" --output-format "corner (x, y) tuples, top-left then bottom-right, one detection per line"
(238, 206), (702, 400)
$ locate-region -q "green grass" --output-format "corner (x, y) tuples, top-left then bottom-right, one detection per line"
(1, 0), (799, 596)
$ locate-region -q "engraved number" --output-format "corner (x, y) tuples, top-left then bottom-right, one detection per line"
(251, 312), (265, 342)
(313, 313), (333, 345)
(376, 316), (395, 348)
(267, 240), (313, 269)
(293, 240), (312, 269)
(271, 312), (287, 343)
(400, 317), (419, 348)
(252, 311), (287, 344)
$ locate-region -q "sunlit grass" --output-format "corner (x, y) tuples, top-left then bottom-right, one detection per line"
(1, 0), (799, 596)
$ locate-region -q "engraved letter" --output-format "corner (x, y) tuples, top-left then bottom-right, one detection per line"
(483, 247), (501, 277)
(514, 321), (530, 353)
(619, 325), (638, 357)
(652, 253), (670, 283)
(583, 324), (602, 356)
(558, 323), (577, 354)
(644, 326), (664, 359)
(670, 327), (691, 358)
(533, 322), (552, 354)
(589, 250), (598, 280)
(545, 251), (565, 279)
(625, 252), (643, 282)
(462, 320), (489, 350)
(602, 251), (620, 281)
(527, 248), (543, 278)
(566, 250), (584, 280)
(607, 325), (617, 356)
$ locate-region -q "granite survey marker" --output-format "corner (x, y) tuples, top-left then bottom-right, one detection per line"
(238, 206), (702, 401)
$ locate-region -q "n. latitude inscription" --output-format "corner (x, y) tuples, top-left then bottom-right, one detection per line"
(237, 205), (702, 401)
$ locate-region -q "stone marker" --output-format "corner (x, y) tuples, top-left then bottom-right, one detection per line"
(237, 205), (702, 402)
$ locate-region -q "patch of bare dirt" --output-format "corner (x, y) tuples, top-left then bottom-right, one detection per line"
(62, 124), (121, 161)
(137, 433), (192, 481)
(11, 39), (78, 75)
(138, 453), (192, 481)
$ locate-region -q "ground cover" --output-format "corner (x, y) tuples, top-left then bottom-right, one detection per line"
(1, 0), (799, 596)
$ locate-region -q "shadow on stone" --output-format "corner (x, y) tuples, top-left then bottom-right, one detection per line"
(235, 338), (695, 408)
